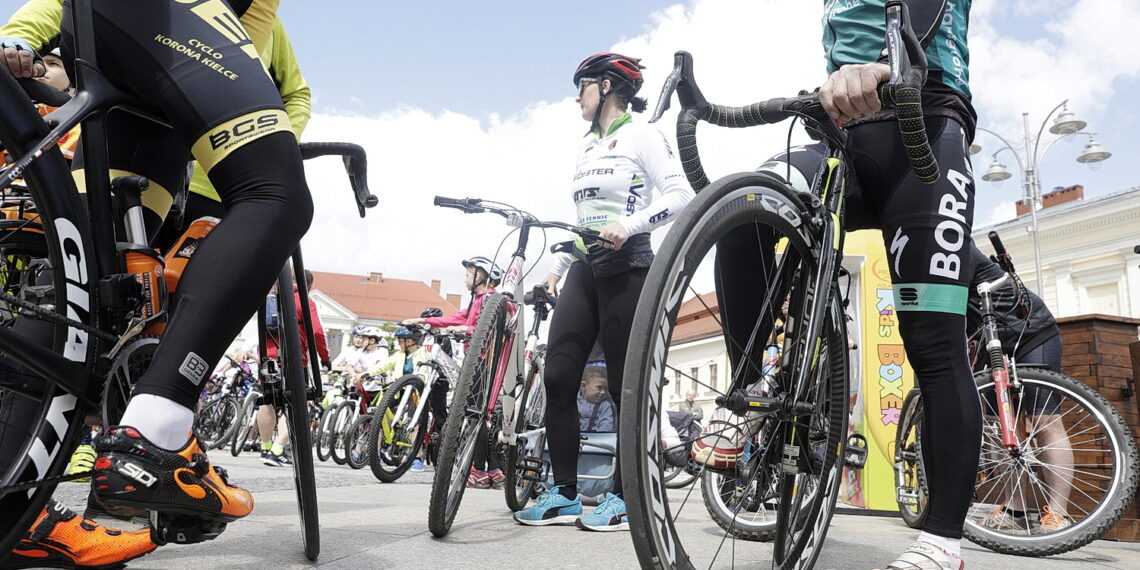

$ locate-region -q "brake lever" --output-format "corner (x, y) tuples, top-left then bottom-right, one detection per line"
(649, 57), (683, 123)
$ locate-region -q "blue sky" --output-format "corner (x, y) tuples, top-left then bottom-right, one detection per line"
(278, 0), (1140, 295)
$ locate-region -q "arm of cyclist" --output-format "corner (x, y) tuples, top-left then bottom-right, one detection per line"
(819, 63), (890, 125)
(0, 0), (63, 78)
(264, 17), (309, 139)
(541, 253), (572, 295)
(301, 294), (331, 366)
(612, 128), (694, 244)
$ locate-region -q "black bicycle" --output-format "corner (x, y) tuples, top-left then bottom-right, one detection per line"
(619, 3), (934, 568)
(894, 231), (1139, 556)
(0, 0), (376, 562)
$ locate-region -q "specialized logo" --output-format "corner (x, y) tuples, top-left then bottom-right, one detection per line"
(121, 462), (158, 488)
(180, 352), (210, 386)
(888, 227), (909, 277)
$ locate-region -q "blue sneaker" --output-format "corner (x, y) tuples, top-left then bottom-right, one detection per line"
(410, 459), (424, 472)
(514, 486), (582, 526)
(576, 493), (629, 532)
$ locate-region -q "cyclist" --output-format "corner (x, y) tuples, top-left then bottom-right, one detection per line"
(331, 325), (368, 375)
(403, 256), (503, 486)
(967, 247), (1074, 533)
(705, 2), (978, 566)
(261, 270), (330, 467)
(514, 52), (694, 531)
(345, 327), (389, 389)
(1, 0), (309, 550)
(369, 326), (432, 471)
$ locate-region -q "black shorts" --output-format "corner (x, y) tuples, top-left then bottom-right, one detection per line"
(62, 0), (291, 240)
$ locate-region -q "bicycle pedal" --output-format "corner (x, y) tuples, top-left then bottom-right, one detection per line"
(519, 456), (547, 482)
(844, 433), (868, 470)
(149, 512), (227, 546)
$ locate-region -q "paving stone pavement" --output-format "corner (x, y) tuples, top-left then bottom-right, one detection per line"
(45, 452), (1140, 569)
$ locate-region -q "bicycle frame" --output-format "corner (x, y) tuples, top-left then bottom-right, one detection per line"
(385, 331), (460, 444)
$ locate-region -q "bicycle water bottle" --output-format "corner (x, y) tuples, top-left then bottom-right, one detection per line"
(163, 216), (220, 294)
(123, 246), (167, 335)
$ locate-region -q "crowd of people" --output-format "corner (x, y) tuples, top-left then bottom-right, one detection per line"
(0, 1), (1032, 569)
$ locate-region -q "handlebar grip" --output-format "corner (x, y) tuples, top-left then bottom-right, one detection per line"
(298, 142), (377, 217)
(433, 196), (461, 207)
(17, 77), (71, 107)
(877, 80), (938, 184)
(988, 231), (1016, 273)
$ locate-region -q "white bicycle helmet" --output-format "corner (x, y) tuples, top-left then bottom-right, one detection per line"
(461, 256), (503, 287)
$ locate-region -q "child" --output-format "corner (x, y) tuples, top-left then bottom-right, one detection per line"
(578, 362), (616, 432)
(403, 256), (503, 487)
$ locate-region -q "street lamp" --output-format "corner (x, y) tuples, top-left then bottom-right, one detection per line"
(973, 100), (1113, 292)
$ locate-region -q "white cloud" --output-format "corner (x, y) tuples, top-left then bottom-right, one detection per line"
(299, 0), (1138, 299)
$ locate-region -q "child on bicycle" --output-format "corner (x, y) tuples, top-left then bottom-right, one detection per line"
(404, 256), (505, 486)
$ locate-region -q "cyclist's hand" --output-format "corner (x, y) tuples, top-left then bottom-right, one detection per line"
(599, 223), (630, 250)
(538, 273), (561, 296)
(0, 38), (45, 78)
(819, 63), (890, 125)
(443, 325), (466, 334)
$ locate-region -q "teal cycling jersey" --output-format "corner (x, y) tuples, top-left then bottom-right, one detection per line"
(822, 0), (975, 137)
(823, 0), (970, 97)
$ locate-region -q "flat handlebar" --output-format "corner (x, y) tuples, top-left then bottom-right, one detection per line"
(433, 195), (613, 247)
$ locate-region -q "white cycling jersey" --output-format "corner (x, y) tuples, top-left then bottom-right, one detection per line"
(550, 113), (693, 278)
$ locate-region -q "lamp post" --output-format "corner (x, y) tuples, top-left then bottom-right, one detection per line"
(971, 100), (1112, 292)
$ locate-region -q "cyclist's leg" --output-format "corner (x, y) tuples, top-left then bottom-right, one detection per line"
(542, 262), (600, 498)
(853, 117), (982, 543)
(593, 266), (649, 496)
(1017, 336), (1073, 517)
(65, 0), (310, 521)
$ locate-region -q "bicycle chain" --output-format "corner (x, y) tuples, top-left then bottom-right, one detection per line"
(3, 470), (91, 494)
(0, 290), (118, 344)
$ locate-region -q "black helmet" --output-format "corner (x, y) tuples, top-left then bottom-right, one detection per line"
(421, 307), (443, 318)
(573, 52), (645, 99)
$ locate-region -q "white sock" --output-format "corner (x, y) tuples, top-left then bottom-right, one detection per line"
(917, 531), (961, 559)
(119, 394), (194, 450)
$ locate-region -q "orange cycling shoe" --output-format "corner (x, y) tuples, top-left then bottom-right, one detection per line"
(3, 500), (155, 570)
(91, 426), (254, 523)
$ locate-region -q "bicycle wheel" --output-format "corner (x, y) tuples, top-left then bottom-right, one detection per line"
(230, 395), (258, 457)
(329, 400), (356, 465)
(269, 263), (320, 561)
(194, 395), (240, 450)
(345, 412), (374, 470)
(664, 464), (698, 490)
(504, 357), (545, 511)
(0, 71), (98, 556)
(964, 366), (1139, 556)
(894, 389), (928, 529)
(368, 374), (427, 483)
(699, 435), (782, 543)
(620, 172), (848, 569)
(315, 405), (336, 462)
(428, 293), (509, 537)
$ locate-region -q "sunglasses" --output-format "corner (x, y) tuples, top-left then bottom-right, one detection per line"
(577, 77), (599, 95)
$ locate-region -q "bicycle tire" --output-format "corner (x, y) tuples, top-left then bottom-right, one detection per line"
(315, 405), (336, 462)
(894, 389), (928, 529)
(345, 413), (374, 470)
(0, 70), (98, 558)
(428, 293), (509, 537)
(663, 464), (697, 490)
(620, 172), (847, 569)
(230, 395), (256, 457)
(269, 263), (320, 561)
(963, 366), (1139, 556)
(329, 400), (356, 465)
(504, 357), (545, 512)
(368, 374), (427, 483)
(194, 395), (240, 450)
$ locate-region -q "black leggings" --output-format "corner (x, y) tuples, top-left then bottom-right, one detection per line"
(717, 118), (981, 539)
(59, 1), (313, 410)
(544, 263), (648, 496)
